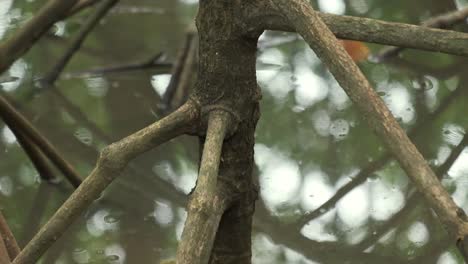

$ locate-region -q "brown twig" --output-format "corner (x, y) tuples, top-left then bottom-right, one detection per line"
(294, 82), (464, 227)
(42, 0), (120, 85)
(0, 212), (20, 260)
(374, 7), (468, 61)
(356, 132), (468, 251)
(0, 95), (82, 187)
(64, 52), (171, 78)
(19, 183), (55, 247)
(12, 100), (199, 264)
(163, 24), (198, 110)
(66, 0), (103, 18)
(0, 0), (80, 74)
(8, 126), (59, 184)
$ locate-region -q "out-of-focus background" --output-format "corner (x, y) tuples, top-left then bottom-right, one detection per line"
(1, 0), (468, 263)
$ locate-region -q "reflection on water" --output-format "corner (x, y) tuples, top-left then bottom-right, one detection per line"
(1, 0), (468, 263)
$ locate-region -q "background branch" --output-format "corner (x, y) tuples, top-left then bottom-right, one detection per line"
(0, 0), (80, 74)
(295, 84), (463, 227)
(375, 7), (468, 61)
(0, 212), (20, 261)
(0, 95), (82, 187)
(42, 0), (119, 85)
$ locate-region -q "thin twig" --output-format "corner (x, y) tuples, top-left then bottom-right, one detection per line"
(12, 100), (199, 264)
(0, 212), (20, 260)
(8, 127), (59, 184)
(163, 24), (198, 110)
(253, 200), (406, 263)
(0, 0), (80, 74)
(374, 7), (468, 61)
(356, 132), (468, 251)
(0, 237), (10, 263)
(65, 52), (171, 78)
(176, 110), (232, 264)
(294, 83), (464, 227)
(0, 95), (82, 187)
(42, 0), (120, 85)
(66, 0), (103, 18)
(270, 0), (468, 256)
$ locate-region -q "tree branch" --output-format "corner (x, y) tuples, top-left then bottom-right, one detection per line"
(0, 0), (80, 74)
(356, 132), (468, 251)
(251, 3), (468, 57)
(8, 126), (59, 184)
(66, 52), (171, 77)
(11, 100), (199, 264)
(375, 7), (468, 61)
(294, 84), (463, 227)
(42, 0), (119, 85)
(176, 110), (232, 264)
(163, 24), (198, 110)
(66, 0), (103, 18)
(0, 95), (82, 187)
(0, 212), (20, 261)
(270, 0), (468, 254)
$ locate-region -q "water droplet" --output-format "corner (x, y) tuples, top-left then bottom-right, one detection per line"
(104, 214), (119, 224)
(74, 127), (93, 145)
(73, 247), (86, 253)
(377, 91), (387, 97)
(106, 254), (120, 261)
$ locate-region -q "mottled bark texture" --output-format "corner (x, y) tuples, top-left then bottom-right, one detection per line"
(175, 1), (261, 263)
(269, 0), (468, 258)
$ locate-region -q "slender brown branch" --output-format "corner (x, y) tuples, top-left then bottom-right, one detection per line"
(66, 0), (103, 18)
(0, 0), (80, 74)
(42, 0), (119, 85)
(0, 212), (20, 261)
(271, 0), (468, 250)
(176, 110), (232, 264)
(375, 7), (468, 61)
(250, 2), (468, 57)
(8, 126), (59, 183)
(294, 84), (463, 227)
(0, 237), (10, 263)
(11, 100), (199, 264)
(253, 200), (406, 263)
(20, 183), (55, 247)
(163, 24), (198, 110)
(66, 52), (171, 77)
(0, 95), (82, 187)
